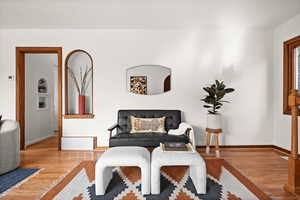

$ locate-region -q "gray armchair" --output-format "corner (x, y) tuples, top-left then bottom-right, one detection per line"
(0, 120), (20, 175)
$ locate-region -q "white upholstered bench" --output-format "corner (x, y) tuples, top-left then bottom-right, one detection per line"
(95, 146), (151, 195)
(151, 146), (206, 194)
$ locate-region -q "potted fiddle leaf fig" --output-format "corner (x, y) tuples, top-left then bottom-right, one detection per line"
(201, 80), (234, 129)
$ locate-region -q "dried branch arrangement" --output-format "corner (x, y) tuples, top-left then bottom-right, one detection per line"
(68, 65), (93, 95)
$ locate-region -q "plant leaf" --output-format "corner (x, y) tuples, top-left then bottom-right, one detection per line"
(216, 102), (223, 106)
(203, 105), (212, 108)
(220, 100), (230, 103)
(202, 96), (215, 104)
(216, 80), (220, 88)
(225, 88), (235, 93)
(205, 87), (216, 96)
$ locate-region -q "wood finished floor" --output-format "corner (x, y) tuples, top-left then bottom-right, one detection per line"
(219, 148), (297, 200)
(1, 137), (102, 200)
(1, 137), (299, 200)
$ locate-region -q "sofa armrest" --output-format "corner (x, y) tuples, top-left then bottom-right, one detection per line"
(108, 124), (119, 138)
(184, 128), (192, 138)
(108, 124), (119, 132)
(180, 123), (196, 149)
(168, 122), (196, 149)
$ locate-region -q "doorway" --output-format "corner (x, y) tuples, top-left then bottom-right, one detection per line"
(16, 47), (62, 150)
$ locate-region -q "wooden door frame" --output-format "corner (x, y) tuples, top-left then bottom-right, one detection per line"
(16, 47), (63, 150)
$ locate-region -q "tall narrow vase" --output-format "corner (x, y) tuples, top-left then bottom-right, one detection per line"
(79, 95), (85, 115)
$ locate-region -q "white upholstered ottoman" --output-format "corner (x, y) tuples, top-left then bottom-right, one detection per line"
(151, 146), (206, 194)
(95, 146), (150, 195)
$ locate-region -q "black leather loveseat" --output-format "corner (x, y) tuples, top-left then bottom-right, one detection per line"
(108, 110), (191, 147)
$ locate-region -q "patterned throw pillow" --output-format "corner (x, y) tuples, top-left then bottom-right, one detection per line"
(130, 116), (166, 133)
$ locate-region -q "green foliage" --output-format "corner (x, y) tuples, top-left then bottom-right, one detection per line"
(201, 80), (235, 114)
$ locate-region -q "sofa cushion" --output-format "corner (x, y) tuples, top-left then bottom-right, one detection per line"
(109, 132), (189, 147)
(117, 110), (181, 134)
(130, 116), (166, 133)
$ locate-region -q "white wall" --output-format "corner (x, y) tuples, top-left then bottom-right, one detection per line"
(25, 54), (57, 145)
(0, 29), (274, 146)
(273, 14), (300, 150)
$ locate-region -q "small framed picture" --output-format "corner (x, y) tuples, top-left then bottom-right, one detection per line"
(130, 76), (147, 95)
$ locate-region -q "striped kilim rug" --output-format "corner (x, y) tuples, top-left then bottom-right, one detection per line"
(45, 159), (270, 200)
(89, 167), (231, 200)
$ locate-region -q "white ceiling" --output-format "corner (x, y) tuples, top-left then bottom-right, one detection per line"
(0, 0), (300, 29)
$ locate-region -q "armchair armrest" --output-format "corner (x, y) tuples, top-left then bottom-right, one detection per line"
(108, 124), (119, 138)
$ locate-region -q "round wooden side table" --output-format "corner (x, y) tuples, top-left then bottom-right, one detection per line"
(205, 128), (222, 157)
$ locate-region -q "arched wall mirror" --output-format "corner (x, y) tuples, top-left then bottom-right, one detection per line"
(126, 65), (171, 95)
(65, 49), (94, 118)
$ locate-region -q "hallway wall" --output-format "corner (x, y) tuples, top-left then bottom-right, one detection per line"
(25, 53), (58, 145)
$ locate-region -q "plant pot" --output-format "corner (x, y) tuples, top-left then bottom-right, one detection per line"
(78, 95), (85, 115)
(207, 113), (222, 129)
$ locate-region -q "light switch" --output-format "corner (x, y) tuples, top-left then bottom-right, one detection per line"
(8, 75), (15, 81)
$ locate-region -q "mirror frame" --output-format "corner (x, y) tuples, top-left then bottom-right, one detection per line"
(64, 49), (94, 118)
(126, 64), (171, 95)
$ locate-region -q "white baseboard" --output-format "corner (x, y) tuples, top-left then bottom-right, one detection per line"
(61, 136), (96, 150)
(26, 134), (54, 146)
